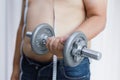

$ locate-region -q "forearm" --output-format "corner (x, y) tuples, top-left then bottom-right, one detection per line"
(11, 1), (25, 80)
(12, 24), (23, 75)
(13, 47), (21, 73)
(12, 0), (25, 74)
(72, 15), (106, 41)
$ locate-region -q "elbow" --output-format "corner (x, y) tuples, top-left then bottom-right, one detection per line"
(92, 14), (107, 32)
(88, 12), (107, 32)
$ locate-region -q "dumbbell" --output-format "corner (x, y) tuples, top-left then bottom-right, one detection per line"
(26, 23), (102, 67)
(63, 32), (102, 67)
(26, 23), (55, 54)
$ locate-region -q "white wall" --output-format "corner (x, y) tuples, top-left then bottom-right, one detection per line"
(0, 0), (22, 80)
(0, 0), (120, 80)
(91, 0), (120, 80)
(0, 0), (7, 80)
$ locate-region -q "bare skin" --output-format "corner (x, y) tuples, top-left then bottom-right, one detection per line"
(11, 0), (107, 80)
(23, 0), (87, 62)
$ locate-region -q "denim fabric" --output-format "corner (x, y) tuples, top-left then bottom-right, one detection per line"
(20, 54), (90, 80)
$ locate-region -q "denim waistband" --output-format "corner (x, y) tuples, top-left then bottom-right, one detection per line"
(22, 53), (64, 67)
(22, 53), (89, 67)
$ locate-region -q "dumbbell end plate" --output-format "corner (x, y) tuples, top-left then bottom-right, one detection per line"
(31, 23), (55, 55)
(63, 32), (87, 67)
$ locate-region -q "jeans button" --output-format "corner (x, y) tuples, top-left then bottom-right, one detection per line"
(35, 66), (39, 70)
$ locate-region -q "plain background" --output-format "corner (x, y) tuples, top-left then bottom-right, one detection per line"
(0, 0), (120, 80)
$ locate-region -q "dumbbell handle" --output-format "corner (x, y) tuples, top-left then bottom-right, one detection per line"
(26, 31), (48, 45)
(82, 47), (102, 60)
(26, 31), (101, 60)
(26, 31), (32, 38)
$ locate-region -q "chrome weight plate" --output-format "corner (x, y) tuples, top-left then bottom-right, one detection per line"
(31, 23), (55, 55)
(63, 32), (87, 67)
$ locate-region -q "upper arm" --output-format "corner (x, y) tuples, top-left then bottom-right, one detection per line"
(13, 0), (26, 61)
(83, 0), (107, 18)
(19, 0), (25, 27)
(17, 0), (26, 34)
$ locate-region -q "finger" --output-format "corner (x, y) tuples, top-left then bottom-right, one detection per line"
(46, 37), (52, 51)
(49, 37), (56, 52)
(58, 42), (64, 51)
(46, 37), (50, 48)
(53, 38), (60, 51)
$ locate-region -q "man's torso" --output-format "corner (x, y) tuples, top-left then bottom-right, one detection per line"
(23, 0), (86, 62)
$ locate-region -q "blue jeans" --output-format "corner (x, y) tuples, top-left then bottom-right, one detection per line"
(20, 54), (90, 80)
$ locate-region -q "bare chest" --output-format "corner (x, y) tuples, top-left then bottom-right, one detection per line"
(27, 0), (85, 35)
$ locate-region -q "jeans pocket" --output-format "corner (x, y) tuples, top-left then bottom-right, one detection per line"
(20, 55), (42, 80)
(62, 58), (90, 80)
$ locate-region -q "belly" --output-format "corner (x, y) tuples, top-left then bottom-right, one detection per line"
(23, 0), (86, 62)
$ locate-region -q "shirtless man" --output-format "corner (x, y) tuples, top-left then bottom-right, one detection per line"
(11, 0), (107, 80)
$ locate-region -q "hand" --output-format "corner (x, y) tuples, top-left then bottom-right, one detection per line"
(46, 37), (64, 55)
(11, 71), (19, 80)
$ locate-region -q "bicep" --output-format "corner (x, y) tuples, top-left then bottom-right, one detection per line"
(18, 0), (25, 31)
(83, 0), (107, 17)
(14, 0), (26, 53)
(16, 0), (25, 41)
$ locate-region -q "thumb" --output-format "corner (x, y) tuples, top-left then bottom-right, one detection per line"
(60, 35), (69, 44)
